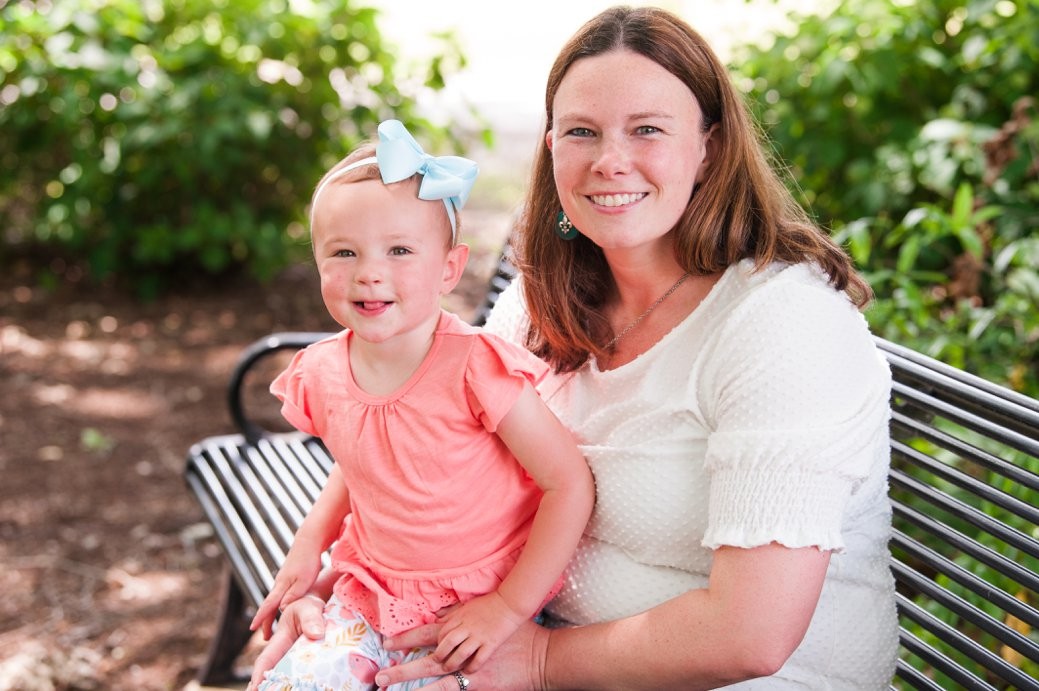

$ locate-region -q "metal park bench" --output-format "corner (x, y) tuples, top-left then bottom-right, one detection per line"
(184, 255), (1039, 689)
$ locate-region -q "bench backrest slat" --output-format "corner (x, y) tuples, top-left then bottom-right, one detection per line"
(891, 530), (1039, 628)
(897, 592), (1033, 689)
(893, 559), (1039, 660)
(891, 437), (1039, 526)
(893, 501), (1039, 594)
(891, 410), (1039, 488)
(895, 624), (1000, 691)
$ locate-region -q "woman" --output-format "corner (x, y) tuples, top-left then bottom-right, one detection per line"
(255, 6), (898, 689)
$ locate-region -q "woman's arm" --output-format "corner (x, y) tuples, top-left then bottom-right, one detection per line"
(434, 382), (595, 670)
(377, 542), (829, 690)
(542, 543), (830, 690)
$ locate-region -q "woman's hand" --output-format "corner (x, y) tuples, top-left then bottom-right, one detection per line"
(246, 594), (327, 691)
(375, 617), (550, 690)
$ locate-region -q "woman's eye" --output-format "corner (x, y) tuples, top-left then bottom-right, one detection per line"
(635, 125), (661, 135)
(566, 127), (595, 138)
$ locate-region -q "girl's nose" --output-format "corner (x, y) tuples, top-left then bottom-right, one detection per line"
(353, 257), (383, 284)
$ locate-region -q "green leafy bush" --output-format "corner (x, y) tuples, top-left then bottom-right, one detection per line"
(735, 0), (1039, 393)
(0, 0), (470, 295)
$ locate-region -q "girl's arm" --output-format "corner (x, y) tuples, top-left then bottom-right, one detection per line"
(494, 382), (595, 619)
(378, 542), (829, 690)
(250, 463), (351, 638)
(435, 382), (595, 670)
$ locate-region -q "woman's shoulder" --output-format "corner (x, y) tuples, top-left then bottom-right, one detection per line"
(707, 260), (879, 368)
(711, 260), (864, 332)
(723, 259), (851, 305)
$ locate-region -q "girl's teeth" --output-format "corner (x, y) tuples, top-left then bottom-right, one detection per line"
(591, 193), (646, 207)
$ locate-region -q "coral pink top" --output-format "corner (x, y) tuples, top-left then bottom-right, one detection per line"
(271, 311), (551, 635)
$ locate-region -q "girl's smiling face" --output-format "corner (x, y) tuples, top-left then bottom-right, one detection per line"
(310, 177), (467, 348)
(548, 48), (715, 255)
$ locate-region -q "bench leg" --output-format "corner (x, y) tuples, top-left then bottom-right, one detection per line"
(197, 566), (254, 684)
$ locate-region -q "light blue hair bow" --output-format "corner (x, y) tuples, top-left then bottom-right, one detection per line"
(311, 119), (478, 242)
(375, 119), (478, 239)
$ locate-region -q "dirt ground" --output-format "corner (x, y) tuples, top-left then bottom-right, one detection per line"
(0, 211), (511, 690)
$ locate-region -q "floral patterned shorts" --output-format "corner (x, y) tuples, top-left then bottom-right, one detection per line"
(256, 594), (439, 691)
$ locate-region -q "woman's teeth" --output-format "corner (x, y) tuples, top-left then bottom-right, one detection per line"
(590, 193), (646, 207)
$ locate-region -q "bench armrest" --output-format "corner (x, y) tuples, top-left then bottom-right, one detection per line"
(229, 331), (334, 443)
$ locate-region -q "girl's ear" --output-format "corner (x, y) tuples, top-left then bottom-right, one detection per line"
(441, 243), (470, 294)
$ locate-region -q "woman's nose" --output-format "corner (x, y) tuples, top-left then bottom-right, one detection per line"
(590, 136), (631, 177)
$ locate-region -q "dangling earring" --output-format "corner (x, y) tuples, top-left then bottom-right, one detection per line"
(556, 211), (579, 240)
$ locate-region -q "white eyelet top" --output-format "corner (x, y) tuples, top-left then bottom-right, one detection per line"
(484, 259), (898, 689)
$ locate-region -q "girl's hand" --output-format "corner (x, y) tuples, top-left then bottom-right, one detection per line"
(246, 594), (327, 691)
(375, 614), (550, 690)
(433, 592), (527, 671)
(249, 551), (322, 639)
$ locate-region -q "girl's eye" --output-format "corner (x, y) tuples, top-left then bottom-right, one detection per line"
(390, 246), (412, 256)
(333, 249), (354, 258)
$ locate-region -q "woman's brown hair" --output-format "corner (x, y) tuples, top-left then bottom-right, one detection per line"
(518, 5), (872, 372)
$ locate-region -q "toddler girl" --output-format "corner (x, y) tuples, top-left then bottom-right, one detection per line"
(249, 119), (594, 691)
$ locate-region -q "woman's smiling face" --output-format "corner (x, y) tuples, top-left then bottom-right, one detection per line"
(547, 48), (714, 254)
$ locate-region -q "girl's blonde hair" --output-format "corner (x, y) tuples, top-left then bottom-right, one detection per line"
(309, 144), (460, 248)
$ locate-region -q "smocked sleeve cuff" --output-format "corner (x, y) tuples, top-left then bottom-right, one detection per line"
(703, 466), (851, 551)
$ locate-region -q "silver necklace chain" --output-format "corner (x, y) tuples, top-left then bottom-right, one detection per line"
(604, 272), (691, 352)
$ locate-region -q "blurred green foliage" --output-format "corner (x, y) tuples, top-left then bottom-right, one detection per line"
(0, 0), (472, 295)
(736, 0), (1038, 394)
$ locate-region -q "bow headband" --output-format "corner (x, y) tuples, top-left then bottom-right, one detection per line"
(310, 119), (479, 242)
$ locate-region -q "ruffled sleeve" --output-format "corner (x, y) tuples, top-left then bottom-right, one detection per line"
(700, 265), (891, 552)
(269, 347), (320, 437)
(464, 330), (550, 432)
